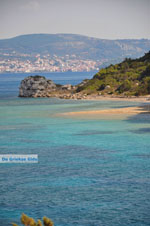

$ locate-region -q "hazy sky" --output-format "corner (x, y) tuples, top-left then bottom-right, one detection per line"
(0, 0), (149, 40)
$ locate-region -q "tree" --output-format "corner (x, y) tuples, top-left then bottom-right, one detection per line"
(12, 213), (54, 226)
(117, 80), (131, 93)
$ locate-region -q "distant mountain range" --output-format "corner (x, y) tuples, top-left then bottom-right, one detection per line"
(0, 34), (150, 73)
(1, 33), (150, 60)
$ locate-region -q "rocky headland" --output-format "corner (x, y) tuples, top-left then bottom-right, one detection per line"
(19, 75), (88, 99)
(19, 51), (150, 100)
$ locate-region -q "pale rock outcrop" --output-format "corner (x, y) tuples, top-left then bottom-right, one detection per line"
(19, 75), (56, 97)
(19, 75), (87, 99)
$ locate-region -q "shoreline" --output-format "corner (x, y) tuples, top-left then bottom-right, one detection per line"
(54, 95), (150, 119)
(72, 95), (150, 102)
(53, 92), (150, 102)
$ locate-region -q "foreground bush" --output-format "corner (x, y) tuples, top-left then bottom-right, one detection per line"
(12, 213), (54, 226)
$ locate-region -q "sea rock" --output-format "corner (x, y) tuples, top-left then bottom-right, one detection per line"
(19, 75), (57, 97)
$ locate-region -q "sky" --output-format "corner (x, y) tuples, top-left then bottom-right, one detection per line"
(0, 0), (150, 40)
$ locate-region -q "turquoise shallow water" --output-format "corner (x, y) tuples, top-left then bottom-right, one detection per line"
(0, 73), (150, 226)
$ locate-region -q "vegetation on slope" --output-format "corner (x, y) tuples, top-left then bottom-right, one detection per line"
(76, 51), (150, 96)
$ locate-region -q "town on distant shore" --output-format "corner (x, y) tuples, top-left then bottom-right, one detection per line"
(0, 53), (101, 73)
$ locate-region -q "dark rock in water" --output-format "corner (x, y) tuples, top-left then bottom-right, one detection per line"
(19, 75), (57, 97)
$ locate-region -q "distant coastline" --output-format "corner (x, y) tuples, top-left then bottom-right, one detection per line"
(0, 33), (150, 73)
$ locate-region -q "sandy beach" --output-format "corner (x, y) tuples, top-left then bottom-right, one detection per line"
(57, 97), (150, 119)
(60, 106), (150, 116)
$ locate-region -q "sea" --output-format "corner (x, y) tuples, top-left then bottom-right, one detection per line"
(0, 72), (150, 226)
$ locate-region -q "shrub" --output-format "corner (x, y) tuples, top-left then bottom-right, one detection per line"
(12, 213), (54, 226)
(117, 80), (132, 93)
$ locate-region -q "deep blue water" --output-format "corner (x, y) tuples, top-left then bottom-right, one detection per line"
(0, 72), (150, 226)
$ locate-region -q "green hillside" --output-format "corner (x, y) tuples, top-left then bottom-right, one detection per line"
(76, 51), (150, 96)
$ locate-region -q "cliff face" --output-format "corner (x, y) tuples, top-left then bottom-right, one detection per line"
(19, 75), (57, 97)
